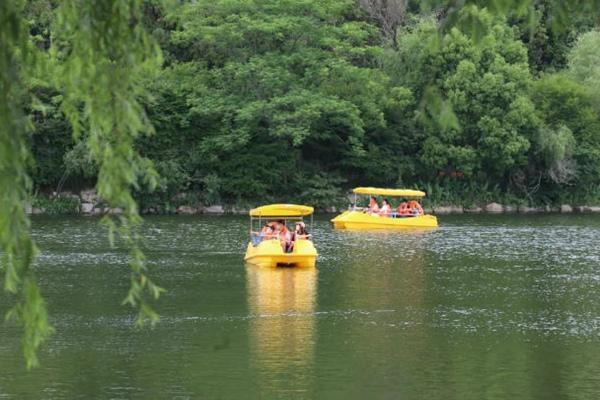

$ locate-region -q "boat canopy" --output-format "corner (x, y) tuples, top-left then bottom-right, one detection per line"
(353, 187), (426, 198)
(249, 204), (314, 217)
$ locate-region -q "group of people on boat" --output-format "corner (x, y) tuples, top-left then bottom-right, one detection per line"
(252, 220), (311, 252)
(365, 196), (424, 217)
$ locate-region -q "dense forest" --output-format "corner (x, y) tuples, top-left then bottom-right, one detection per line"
(26, 0), (600, 209)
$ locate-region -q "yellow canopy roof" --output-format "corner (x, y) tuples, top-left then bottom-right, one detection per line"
(353, 187), (426, 198)
(249, 204), (314, 217)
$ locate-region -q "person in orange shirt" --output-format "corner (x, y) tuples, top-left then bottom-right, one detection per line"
(409, 200), (424, 216)
(397, 201), (409, 217)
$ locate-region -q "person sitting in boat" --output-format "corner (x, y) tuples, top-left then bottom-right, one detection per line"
(275, 220), (293, 253)
(294, 221), (310, 239)
(288, 221), (310, 252)
(251, 223), (272, 245)
(409, 200), (424, 216)
(397, 201), (412, 217)
(379, 198), (392, 217)
(262, 223), (277, 239)
(366, 196), (380, 215)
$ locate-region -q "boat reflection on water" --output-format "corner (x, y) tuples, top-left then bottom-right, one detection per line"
(246, 265), (318, 397)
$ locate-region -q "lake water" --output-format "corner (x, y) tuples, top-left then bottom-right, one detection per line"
(2, 214), (600, 399)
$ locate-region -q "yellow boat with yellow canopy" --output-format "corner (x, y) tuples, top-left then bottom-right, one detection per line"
(244, 204), (318, 268)
(331, 187), (438, 230)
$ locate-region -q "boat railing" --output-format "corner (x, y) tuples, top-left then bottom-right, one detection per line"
(250, 232), (262, 246)
(250, 232), (278, 246)
(353, 209), (423, 218)
(250, 231), (306, 247)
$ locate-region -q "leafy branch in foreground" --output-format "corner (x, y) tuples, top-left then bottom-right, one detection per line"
(0, 0), (53, 369)
(1, 0), (164, 369)
(52, 0), (164, 325)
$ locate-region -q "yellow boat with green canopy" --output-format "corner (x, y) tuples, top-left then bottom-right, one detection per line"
(331, 187), (438, 230)
(245, 204), (318, 268)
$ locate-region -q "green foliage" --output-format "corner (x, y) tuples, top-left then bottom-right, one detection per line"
(424, 0), (600, 37)
(52, 0), (164, 326)
(504, 1), (598, 74)
(0, 0), (53, 369)
(295, 173), (347, 210)
(21, 0), (600, 211)
(201, 173), (222, 206)
(2, 0), (166, 368)
(567, 30), (600, 108)
(393, 8), (535, 180)
(422, 179), (506, 207)
(29, 90), (74, 188)
(32, 195), (80, 215)
(142, 0), (396, 202)
(537, 126), (575, 174)
(135, 159), (190, 212)
(531, 73), (600, 198)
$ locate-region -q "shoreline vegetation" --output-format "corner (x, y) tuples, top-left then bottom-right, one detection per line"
(25, 3), (600, 219)
(27, 189), (600, 216)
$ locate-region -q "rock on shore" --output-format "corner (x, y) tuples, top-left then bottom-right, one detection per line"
(485, 203), (503, 213)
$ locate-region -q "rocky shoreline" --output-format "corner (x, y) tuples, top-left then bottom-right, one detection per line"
(25, 190), (600, 216)
(429, 202), (600, 214)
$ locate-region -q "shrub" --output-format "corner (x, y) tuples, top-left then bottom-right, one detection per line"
(32, 195), (80, 215)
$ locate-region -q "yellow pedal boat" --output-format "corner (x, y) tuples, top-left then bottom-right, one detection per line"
(331, 187), (438, 230)
(244, 204), (318, 268)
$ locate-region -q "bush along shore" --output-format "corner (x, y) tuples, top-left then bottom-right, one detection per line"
(26, 189), (600, 216)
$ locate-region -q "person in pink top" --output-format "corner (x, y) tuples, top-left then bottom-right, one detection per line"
(367, 196), (380, 215)
(379, 198), (392, 217)
(275, 220), (293, 252)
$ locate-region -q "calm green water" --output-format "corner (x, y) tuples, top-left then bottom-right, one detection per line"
(2, 214), (600, 399)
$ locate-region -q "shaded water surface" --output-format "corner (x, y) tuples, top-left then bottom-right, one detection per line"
(2, 214), (600, 399)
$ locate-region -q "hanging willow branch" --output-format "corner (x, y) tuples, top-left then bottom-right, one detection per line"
(52, 0), (164, 325)
(0, 0), (53, 369)
(1, 0), (164, 369)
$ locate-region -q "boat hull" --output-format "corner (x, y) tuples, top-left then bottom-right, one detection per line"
(244, 238), (318, 268)
(331, 210), (438, 230)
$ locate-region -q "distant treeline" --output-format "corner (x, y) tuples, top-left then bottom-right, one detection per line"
(28, 0), (600, 209)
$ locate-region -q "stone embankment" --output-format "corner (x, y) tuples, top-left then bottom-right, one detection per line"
(429, 203), (600, 214)
(26, 189), (247, 215)
(172, 205), (256, 215)
(25, 189), (600, 215)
